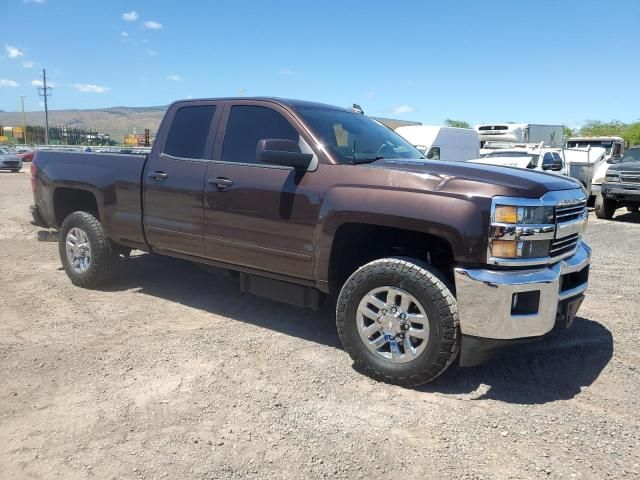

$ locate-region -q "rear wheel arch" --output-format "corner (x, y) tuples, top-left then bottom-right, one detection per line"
(53, 187), (100, 227)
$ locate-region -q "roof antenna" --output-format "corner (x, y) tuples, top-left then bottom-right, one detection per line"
(352, 104), (364, 114)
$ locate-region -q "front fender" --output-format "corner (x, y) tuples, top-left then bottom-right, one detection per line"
(313, 185), (491, 286)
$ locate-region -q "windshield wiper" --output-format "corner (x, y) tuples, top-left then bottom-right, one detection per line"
(352, 156), (384, 165)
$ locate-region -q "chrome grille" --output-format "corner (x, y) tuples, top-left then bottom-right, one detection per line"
(620, 171), (640, 184)
(555, 200), (587, 222)
(550, 233), (579, 257)
(550, 200), (587, 260)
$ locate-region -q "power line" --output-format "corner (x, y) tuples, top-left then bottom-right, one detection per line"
(19, 96), (27, 144)
(38, 69), (52, 145)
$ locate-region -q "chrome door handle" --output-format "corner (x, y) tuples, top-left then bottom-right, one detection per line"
(208, 177), (233, 189)
(149, 171), (168, 181)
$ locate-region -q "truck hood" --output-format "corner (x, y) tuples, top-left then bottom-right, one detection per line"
(609, 161), (640, 173)
(368, 159), (582, 198)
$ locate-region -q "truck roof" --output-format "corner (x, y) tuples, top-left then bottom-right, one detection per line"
(173, 97), (355, 113)
(567, 136), (624, 142)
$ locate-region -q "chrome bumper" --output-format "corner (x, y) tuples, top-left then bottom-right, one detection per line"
(454, 242), (591, 340)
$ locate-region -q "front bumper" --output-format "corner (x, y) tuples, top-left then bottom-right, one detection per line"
(454, 242), (591, 342)
(0, 160), (22, 169)
(602, 183), (640, 202)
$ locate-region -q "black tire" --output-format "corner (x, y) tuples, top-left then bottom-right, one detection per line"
(594, 194), (616, 219)
(59, 211), (115, 288)
(336, 257), (460, 386)
(11, 169), (20, 173)
(626, 204), (639, 213)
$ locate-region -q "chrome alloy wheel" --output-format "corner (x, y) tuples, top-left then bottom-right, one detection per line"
(356, 286), (430, 363)
(65, 227), (92, 274)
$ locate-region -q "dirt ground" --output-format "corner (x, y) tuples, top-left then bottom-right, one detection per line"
(1, 166), (639, 479)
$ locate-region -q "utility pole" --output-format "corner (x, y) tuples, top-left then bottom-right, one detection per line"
(19, 96), (27, 144)
(38, 69), (52, 145)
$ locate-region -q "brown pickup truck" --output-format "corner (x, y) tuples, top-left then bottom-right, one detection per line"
(31, 97), (591, 385)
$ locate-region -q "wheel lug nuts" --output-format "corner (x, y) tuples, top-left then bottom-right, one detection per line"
(400, 313), (406, 319)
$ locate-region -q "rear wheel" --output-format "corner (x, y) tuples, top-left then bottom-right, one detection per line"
(336, 257), (460, 386)
(595, 194), (617, 219)
(59, 211), (115, 288)
(11, 169), (20, 173)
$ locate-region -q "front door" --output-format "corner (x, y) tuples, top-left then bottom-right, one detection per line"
(143, 102), (219, 257)
(203, 103), (323, 280)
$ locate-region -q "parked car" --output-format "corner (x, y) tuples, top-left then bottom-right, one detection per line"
(31, 97), (590, 386)
(16, 149), (35, 162)
(395, 125), (480, 161)
(597, 146), (640, 219)
(0, 147), (22, 172)
(468, 146), (568, 175)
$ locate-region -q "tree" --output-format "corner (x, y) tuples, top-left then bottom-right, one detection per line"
(444, 119), (471, 129)
(563, 126), (575, 138)
(623, 122), (640, 146)
(579, 120), (627, 138)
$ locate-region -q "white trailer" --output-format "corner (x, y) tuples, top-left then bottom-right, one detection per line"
(475, 123), (564, 148)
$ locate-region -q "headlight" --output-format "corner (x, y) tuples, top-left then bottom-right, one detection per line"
(490, 204), (555, 261)
(604, 171), (619, 182)
(493, 205), (554, 225)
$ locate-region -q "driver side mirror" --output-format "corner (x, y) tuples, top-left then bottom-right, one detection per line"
(542, 158), (563, 171)
(607, 155), (622, 164)
(256, 139), (313, 170)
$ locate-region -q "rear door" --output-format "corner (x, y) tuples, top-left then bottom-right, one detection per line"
(203, 101), (323, 280)
(143, 101), (220, 257)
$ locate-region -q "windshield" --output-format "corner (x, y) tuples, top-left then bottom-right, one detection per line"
(566, 140), (613, 154)
(0, 148), (9, 155)
(621, 148), (640, 163)
(296, 108), (423, 164)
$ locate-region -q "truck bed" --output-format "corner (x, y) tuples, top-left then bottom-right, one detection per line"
(33, 150), (148, 248)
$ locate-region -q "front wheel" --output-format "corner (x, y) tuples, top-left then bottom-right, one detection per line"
(336, 258), (460, 386)
(595, 194), (617, 219)
(59, 211), (115, 288)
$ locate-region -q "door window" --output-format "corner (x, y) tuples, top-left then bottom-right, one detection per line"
(221, 106), (300, 164)
(613, 143), (622, 156)
(164, 105), (216, 159)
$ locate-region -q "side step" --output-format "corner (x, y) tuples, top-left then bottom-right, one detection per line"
(238, 272), (321, 310)
(37, 230), (60, 242)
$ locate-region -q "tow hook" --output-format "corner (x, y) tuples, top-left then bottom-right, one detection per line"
(37, 230), (60, 242)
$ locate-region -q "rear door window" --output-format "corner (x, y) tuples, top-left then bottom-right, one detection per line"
(221, 106), (299, 164)
(164, 105), (216, 159)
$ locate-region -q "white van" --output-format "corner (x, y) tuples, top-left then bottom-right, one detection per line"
(395, 125), (480, 162)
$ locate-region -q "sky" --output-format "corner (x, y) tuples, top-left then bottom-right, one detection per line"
(0, 0), (639, 128)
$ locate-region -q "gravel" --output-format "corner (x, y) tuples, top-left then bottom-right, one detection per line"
(1, 167), (639, 479)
